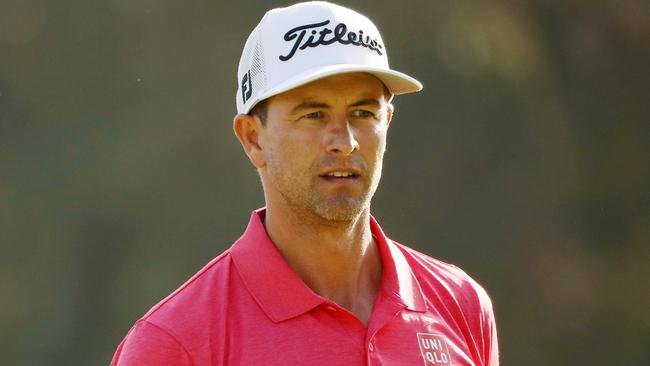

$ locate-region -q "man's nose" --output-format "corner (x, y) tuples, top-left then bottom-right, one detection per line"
(324, 117), (359, 155)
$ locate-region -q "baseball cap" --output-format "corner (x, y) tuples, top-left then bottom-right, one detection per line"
(236, 1), (423, 114)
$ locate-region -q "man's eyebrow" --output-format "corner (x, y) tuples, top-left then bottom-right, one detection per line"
(289, 101), (331, 114)
(349, 98), (381, 108)
(289, 98), (382, 115)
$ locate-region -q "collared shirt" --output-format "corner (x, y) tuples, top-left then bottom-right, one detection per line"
(111, 208), (498, 366)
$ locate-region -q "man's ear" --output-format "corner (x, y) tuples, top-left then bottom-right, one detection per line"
(233, 114), (266, 168)
(386, 103), (394, 128)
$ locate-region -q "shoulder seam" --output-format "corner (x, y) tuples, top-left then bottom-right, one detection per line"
(142, 250), (233, 320)
(140, 319), (196, 366)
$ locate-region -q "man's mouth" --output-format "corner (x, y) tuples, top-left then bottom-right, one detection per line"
(320, 171), (360, 180)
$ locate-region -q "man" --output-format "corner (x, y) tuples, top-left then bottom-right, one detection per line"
(111, 2), (498, 365)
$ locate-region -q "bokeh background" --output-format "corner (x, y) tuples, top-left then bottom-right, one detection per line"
(1, 0), (649, 364)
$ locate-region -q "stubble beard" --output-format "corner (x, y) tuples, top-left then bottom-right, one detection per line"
(269, 160), (383, 224)
(308, 183), (371, 222)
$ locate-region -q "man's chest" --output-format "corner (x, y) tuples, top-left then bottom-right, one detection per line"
(217, 307), (478, 366)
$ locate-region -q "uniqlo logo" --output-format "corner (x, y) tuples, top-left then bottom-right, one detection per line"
(417, 333), (452, 365)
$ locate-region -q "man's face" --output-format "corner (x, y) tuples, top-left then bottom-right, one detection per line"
(257, 72), (393, 222)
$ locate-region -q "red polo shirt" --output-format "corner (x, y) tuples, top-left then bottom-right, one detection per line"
(111, 208), (498, 365)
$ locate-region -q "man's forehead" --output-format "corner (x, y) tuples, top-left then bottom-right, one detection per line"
(297, 72), (384, 91)
(272, 73), (389, 104)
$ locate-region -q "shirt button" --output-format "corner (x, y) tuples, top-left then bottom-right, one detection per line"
(369, 342), (374, 352)
(326, 305), (337, 312)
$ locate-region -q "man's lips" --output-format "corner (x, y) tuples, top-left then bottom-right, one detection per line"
(318, 169), (362, 180)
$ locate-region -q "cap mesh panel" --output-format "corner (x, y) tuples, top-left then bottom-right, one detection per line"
(249, 37), (266, 104)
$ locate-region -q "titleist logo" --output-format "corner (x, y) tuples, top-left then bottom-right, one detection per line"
(279, 20), (383, 61)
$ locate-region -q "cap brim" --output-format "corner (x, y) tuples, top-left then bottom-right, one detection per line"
(244, 64), (422, 114)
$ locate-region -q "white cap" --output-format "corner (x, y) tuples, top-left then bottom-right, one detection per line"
(236, 1), (423, 114)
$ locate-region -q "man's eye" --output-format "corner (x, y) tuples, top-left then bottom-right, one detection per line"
(304, 111), (324, 119)
(353, 110), (375, 118)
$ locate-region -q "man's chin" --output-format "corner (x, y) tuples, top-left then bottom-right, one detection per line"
(312, 198), (367, 223)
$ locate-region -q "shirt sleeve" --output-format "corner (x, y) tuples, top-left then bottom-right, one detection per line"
(110, 320), (192, 366)
(481, 291), (499, 366)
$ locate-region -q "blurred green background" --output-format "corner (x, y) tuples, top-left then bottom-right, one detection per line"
(1, 0), (649, 364)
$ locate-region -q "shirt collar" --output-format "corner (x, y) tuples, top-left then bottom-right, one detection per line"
(230, 208), (427, 323)
(369, 214), (427, 312)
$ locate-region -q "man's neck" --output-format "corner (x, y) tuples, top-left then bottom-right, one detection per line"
(263, 203), (383, 326)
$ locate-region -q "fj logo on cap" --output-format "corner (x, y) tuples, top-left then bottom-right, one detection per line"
(417, 333), (452, 365)
(241, 70), (253, 104)
(279, 19), (383, 61)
